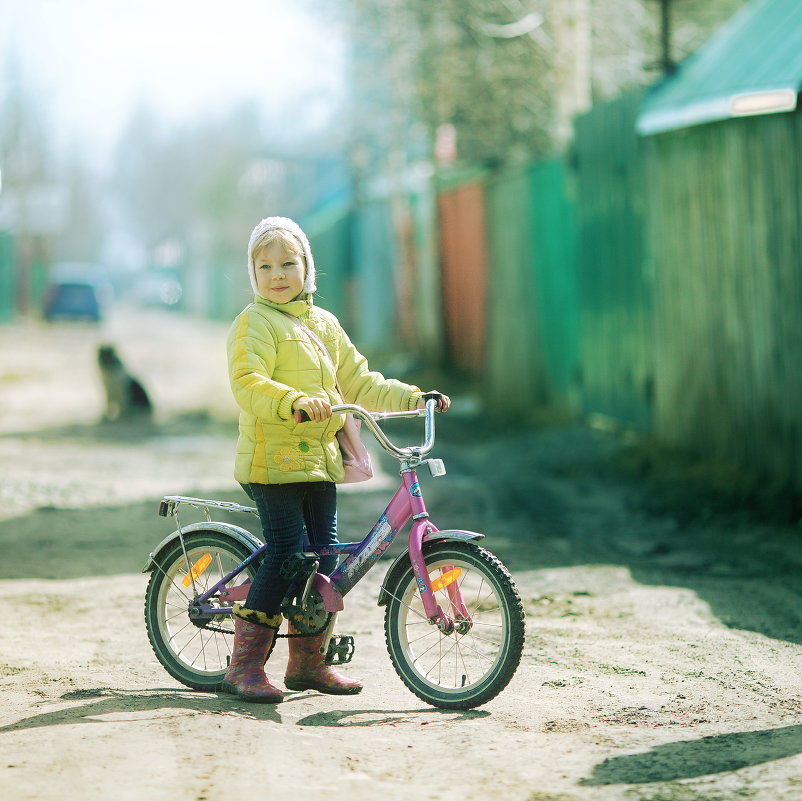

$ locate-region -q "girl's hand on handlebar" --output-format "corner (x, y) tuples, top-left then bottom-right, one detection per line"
(418, 391), (450, 413)
(292, 396), (332, 423)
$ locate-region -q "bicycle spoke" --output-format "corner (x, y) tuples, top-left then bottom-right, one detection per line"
(454, 634), (498, 663)
(167, 619), (195, 645)
(406, 629), (440, 646)
(465, 634), (505, 653)
(416, 638), (459, 681)
(199, 631), (211, 670)
(152, 560), (193, 603)
(472, 575), (486, 609)
(468, 590), (499, 615)
(164, 609), (188, 625)
(383, 587), (430, 621)
(174, 627), (203, 659)
(213, 629), (225, 667)
(215, 551), (226, 583)
(412, 633), (450, 665)
(450, 638), (465, 687)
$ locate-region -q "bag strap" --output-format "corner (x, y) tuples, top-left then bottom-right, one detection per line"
(279, 311), (346, 401)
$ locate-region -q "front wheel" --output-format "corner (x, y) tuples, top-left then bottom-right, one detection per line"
(384, 541), (525, 709)
(144, 531), (259, 691)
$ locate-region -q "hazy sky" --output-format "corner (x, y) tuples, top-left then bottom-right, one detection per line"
(4, 0), (346, 159)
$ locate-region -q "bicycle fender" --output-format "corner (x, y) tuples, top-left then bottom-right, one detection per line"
(376, 529), (484, 607)
(142, 522), (264, 573)
(313, 572), (345, 612)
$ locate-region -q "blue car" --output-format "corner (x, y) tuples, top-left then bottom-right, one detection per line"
(43, 280), (103, 322)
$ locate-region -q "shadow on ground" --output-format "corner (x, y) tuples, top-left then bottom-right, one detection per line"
(0, 687), (485, 734)
(580, 724), (802, 785)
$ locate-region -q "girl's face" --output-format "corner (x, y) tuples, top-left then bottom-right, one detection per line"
(253, 240), (305, 303)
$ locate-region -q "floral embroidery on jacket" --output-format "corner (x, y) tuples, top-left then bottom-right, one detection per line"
(274, 446), (303, 472)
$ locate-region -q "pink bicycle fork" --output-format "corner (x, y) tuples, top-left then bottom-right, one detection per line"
(388, 471), (471, 628)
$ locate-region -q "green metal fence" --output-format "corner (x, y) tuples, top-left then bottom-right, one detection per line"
(529, 159), (580, 411)
(0, 234), (15, 322)
(484, 166), (547, 414)
(573, 91), (653, 430)
(350, 200), (397, 353)
(646, 109), (802, 490)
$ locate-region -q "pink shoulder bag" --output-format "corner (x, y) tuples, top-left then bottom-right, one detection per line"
(286, 315), (373, 484)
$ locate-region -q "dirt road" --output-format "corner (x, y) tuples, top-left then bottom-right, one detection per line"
(1, 309), (801, 801)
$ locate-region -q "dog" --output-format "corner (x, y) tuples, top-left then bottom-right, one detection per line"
(97, 344), (153, 421)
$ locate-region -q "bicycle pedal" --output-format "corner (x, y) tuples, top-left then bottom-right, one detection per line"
(280, 552), (319, 581)
(324, 634), (355, 666)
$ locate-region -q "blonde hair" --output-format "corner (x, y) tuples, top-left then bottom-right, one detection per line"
(251, 228), (305, 261)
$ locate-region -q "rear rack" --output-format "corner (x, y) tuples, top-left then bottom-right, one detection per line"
(158, 495), (258, 518)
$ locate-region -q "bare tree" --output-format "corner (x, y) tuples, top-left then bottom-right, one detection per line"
(340, 0), (754, 166)
(0, 56), (59, 313)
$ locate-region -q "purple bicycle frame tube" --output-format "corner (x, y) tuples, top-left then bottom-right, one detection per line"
(192, 546), (264, 612)
(327, 482), (411, 597)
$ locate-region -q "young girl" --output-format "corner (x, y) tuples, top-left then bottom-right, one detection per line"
(223, 216), (450, 703)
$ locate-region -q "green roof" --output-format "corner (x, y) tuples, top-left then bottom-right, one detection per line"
(637, 0), (802, 135)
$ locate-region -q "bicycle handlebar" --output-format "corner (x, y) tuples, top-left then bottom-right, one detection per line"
(295, 399), (438, 460)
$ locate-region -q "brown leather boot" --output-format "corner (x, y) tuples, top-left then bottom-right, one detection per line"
(221, 606), (284, 703)
(284, 623), (362, 695)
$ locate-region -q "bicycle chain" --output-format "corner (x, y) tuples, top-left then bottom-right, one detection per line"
(199, 621), (311, 638)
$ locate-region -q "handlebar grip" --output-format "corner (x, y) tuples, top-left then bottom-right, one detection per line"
(294, 410), (310, 423)
(422, 392), (445, 411)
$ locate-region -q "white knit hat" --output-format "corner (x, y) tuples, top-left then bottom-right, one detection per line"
(246, 216), (317, 298)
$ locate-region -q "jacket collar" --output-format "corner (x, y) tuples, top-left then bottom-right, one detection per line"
(254, 295), (313, 319)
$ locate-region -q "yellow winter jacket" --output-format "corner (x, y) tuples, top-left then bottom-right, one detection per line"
(227, 296), (421, 484)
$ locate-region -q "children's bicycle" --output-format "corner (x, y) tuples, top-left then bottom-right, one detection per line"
(143, 399), (525, 709)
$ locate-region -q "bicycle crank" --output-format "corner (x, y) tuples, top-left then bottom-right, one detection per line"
(281, 588), (330, 634)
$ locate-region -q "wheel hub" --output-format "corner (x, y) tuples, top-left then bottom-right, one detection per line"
(436, 616), (455, 635)
(187, 602), (214, 628)
(455, 617), (472, 635)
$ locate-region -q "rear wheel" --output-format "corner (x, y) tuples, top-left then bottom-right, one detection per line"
(384, 541), (525, 709)
(144, 532), (259, 690)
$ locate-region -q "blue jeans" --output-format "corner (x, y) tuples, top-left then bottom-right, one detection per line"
(243, 482), (339, 615)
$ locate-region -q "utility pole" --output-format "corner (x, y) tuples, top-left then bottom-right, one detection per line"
(657, 0), (677, 75)
(551, 0), (592, 148)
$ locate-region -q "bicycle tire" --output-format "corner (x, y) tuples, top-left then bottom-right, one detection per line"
(384, 541), (525, 709)
(144, 531), (260, 691)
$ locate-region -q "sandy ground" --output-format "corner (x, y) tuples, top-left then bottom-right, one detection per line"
(1, 308), (802, 801)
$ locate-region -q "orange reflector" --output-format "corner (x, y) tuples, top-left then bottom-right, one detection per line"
(182, 553), (212, 586)
(430, 567), (461, 592)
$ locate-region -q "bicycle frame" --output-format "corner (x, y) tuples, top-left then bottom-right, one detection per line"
(180, 470), (460, 628)
(169, 401), (470, 630)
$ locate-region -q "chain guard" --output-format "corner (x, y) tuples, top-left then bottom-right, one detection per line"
(281, 589), (330, 634)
